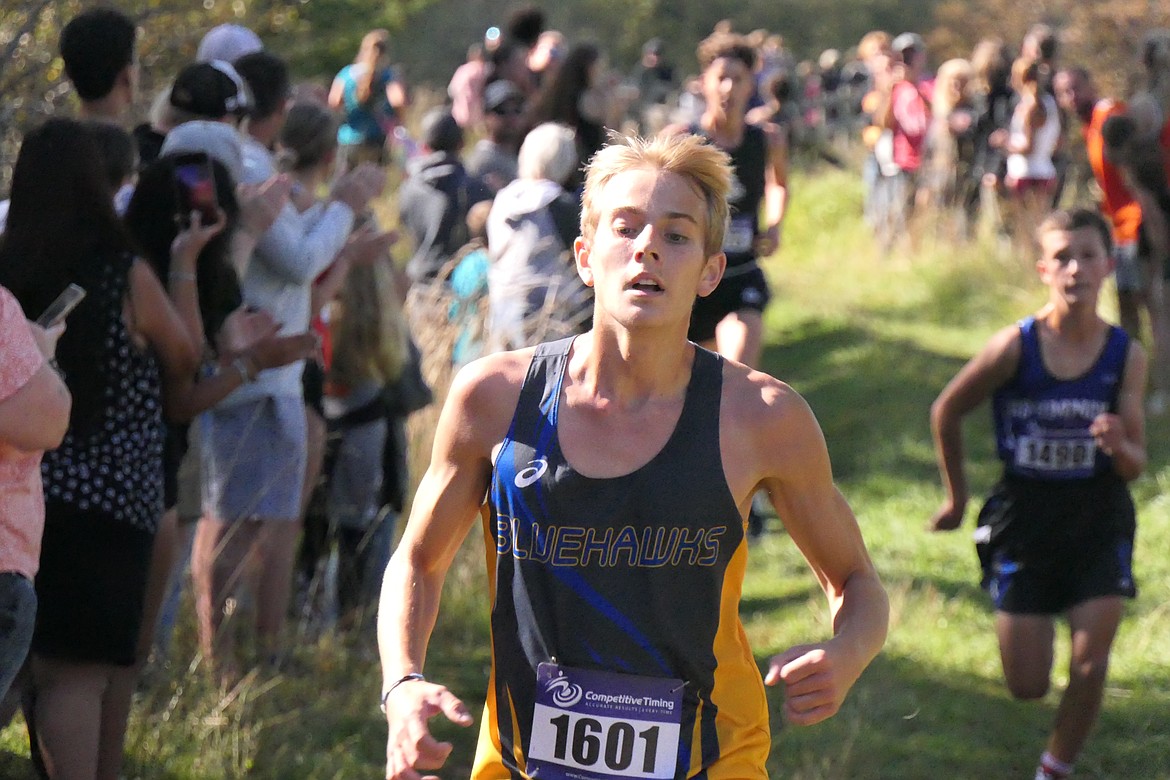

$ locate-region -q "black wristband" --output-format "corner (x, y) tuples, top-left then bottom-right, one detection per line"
(379, 672), (426, 713)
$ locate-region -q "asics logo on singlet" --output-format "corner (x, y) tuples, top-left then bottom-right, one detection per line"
(545, 677), (584, 708)
(515, 458), (549, 488)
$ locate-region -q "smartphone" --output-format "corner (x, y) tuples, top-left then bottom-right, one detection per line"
(172, 152), (218, 227)
(36, 283), (87, 328)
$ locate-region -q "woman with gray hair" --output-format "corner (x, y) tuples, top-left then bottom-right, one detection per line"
(486, 122), (591, 351)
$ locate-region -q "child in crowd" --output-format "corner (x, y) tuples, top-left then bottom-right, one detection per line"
(929, 208), (1146, 780)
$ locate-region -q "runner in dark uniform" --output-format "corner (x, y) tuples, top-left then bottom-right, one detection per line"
(377, 132), (887, 780)
(666, 32), (789, 538)
(665, 32), (788, 371)
(478, 338), (766, 778)
(686, 121), (771, 348)
(930, 209), (1146, 780)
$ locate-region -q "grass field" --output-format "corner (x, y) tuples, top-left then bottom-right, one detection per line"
(2, 165), (1168, 779)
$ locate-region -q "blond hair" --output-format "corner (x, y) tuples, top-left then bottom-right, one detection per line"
(580, 133), (732, 258)
(354, 29), (389, 104)
(858, 31), (890, 62)
(330, 259), (408, 389)
(933, 58), (974, 118)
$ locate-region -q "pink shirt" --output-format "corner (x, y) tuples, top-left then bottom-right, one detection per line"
(448, 60), (487, 129)
(891, 79), (930, 173)
(0, 286), (47, 578)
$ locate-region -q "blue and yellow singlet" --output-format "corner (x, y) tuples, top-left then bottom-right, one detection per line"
(472, 338), (769, 780)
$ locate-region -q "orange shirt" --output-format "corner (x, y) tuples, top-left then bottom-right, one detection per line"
(1085, 99), (1142, 244)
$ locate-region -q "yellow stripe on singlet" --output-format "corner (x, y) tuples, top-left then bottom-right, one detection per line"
(698, 533), (771, 778)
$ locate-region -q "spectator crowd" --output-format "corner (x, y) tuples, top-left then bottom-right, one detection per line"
(0, 5), (1168, 779)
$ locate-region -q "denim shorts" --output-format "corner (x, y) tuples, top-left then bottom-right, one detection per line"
(0, 572), (36, 699)
(1113, 241), (1143, 294)
(200, 396), (308, 522)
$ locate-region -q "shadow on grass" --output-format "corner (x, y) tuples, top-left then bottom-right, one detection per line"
(760, 651), (1170, 779)
(0, 749), (36, 780)
(740, 588), (825, 619)
(242, 628), (493, 779)
(760, 319), (974, 485)
(902, 572), (986, 605)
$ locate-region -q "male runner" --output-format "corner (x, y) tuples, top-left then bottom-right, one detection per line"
(665, 32), (788, 370)
(930, 209), (1146, 780)
(666, 32), (789, 536)
(1053, 67), (1145, 339)
(378, 132), (887, 780)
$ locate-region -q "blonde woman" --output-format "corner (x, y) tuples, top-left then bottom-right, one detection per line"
(278, 100), (402, 624)
(924, 58), (976, 223)
(999, 58), (1061, 251)
(324, 249), (411, 623)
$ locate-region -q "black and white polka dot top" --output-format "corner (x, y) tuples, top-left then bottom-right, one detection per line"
(42, 253), (164, 533)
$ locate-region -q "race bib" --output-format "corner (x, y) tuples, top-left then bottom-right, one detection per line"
(527, 662), (684, 780)
(1014, 435), (1097, 473)
(722, 216), (755, 255)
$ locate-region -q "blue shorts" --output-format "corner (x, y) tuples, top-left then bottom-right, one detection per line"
(1113, 241), (1143, 294)
(200, 396), (307, 522)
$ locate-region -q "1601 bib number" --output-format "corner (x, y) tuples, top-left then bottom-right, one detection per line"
(537, 711), (664, 775)
(527, 663), (683, 780)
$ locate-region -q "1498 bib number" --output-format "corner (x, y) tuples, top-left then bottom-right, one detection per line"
(1015, 435), (1096, 473)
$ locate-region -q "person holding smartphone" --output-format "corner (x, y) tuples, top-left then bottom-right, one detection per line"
(0, 284), (71, 704)
(125, 150), (316, 672)
(0, 118), (208, 780)
(190, 51), (386, 680)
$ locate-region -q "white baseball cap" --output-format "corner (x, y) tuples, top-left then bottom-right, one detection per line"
(196, 24), (263, 63)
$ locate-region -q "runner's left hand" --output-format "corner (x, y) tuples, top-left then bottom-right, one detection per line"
(1089, 412), (1125, 456)
(764, 643), (855, 726)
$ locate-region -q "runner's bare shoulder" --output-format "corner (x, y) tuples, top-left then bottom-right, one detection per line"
(719, 361), (822, 472)
(447, 346), (540, 444)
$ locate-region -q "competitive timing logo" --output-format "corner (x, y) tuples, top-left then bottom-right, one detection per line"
(544, 676), (584, 708)
(514, 458), (549, 489)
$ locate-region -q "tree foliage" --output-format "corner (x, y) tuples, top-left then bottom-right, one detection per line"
(1, 0), (1165, 189)
(0, 1), (290, 187)
(930, 0), (1170, 96)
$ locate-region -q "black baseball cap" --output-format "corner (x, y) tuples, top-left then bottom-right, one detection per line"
(169, 60), (251, 119)
(421, 108), (463, 152)
(484, 79), (524, 113)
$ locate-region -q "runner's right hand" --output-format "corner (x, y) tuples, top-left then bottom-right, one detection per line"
(928, 500), (965, 532)
(384, 680), (473, 780)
